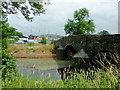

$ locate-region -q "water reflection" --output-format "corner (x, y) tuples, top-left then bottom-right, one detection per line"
(16, 67), (61, 81)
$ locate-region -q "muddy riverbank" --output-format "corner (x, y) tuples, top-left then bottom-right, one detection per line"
(16, 58), (73, 70)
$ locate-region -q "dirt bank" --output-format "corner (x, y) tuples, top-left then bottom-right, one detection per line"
(16, 58), (73, 70)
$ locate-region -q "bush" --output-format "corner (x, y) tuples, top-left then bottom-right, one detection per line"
(97, 30), (110, 35)
(2, 37), (9, 49)
(40, 36), (47, 44)
(50, 39), (54, 44)
(2, 49), (17, 81)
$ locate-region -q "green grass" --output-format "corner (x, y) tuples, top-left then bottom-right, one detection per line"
(2, 66), (120, 88)
(0, 70), (2, 89)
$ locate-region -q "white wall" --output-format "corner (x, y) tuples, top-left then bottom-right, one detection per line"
(19, 38), (28, 41)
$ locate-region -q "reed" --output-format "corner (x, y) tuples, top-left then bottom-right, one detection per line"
(2, 65), (120, 88)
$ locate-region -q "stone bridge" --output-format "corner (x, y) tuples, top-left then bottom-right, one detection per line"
(54, 34), (120, 66)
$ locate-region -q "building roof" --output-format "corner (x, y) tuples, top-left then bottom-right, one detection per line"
(19, 36), (28, 38)
(34, 38), (42, 40)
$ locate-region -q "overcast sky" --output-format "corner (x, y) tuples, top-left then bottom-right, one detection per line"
(7, 0), (119, 36)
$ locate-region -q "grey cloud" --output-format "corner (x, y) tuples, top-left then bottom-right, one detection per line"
(7, 0), (119, 36)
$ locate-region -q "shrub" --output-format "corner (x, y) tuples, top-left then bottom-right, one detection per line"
(2, 37), (9, 49)
(2, 49), (17, 81)
(50, 39), (54, 44)
(40, 36), (47, 44)
(97, 30), (110, 35)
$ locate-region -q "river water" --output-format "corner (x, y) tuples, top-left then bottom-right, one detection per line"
(16, 67), (61, 81)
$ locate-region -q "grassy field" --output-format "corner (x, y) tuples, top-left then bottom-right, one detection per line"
(8, 43), (56, 58)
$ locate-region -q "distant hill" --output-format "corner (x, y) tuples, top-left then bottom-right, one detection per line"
(43, 34), (64, 39)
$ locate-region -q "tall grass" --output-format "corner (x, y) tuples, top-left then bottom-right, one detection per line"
(2, 65), (120, 88)
(8, 44), (55, 58)
(8, 44), (55, 53)
(2, 47), (120, 88)
(0, 70), (2, 89)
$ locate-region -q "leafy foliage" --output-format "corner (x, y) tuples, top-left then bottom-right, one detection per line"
(64, 8), (95, 35)
(50, 39), (54, 44)
(40, 36), (47, 44)
(13, 37), (19, 41)
(97, 30), (110, 35)
(16, 32), (23, 36)
(1, 10), (18, 81)
(2, 37), (9, 49)
(1, 16), (16, 49)
(1, 0), (50, 21)
(2, 49), (17, 81)
(0, 10), (17, 49)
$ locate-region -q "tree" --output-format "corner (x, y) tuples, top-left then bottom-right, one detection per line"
(16, 32), (23, 36)
(0, 0), (50, 21)
(2, 23), (17, 49)
(13, 37), (19, 41)
(0, 9), (17, 50)
(97, 30), (110, 35)
(1, 10), (18, 81)
(1, 10), (17, 49)
(64, 8), (95, 35)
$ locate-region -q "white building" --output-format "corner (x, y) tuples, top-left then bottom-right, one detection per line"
(19, 36), (28, 41)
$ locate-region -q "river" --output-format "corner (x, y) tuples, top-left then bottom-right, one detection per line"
(16, 58), (73, 81)
(16, 67), (61, 81)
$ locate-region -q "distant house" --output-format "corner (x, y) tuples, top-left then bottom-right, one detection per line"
(28, 35), (38, 39)
(16, 40), (24, 44)
(16, 36), (28, 44)
(19, 36), (28, 41)
(28, 35), (41, 43)
(34, 37), (42, 40)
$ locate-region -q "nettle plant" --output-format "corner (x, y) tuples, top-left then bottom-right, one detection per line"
(2, 49), (18, 81)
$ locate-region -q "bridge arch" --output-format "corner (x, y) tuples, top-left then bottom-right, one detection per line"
(63, 44), (77, 60)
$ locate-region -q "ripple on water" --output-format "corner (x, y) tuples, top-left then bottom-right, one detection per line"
(16, 67), (61, 81)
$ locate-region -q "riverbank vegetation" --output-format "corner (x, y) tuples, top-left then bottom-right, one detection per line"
(7, 43), (56, 58)
(2, 49), (120, 88)
(2, 65), (120, 88)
